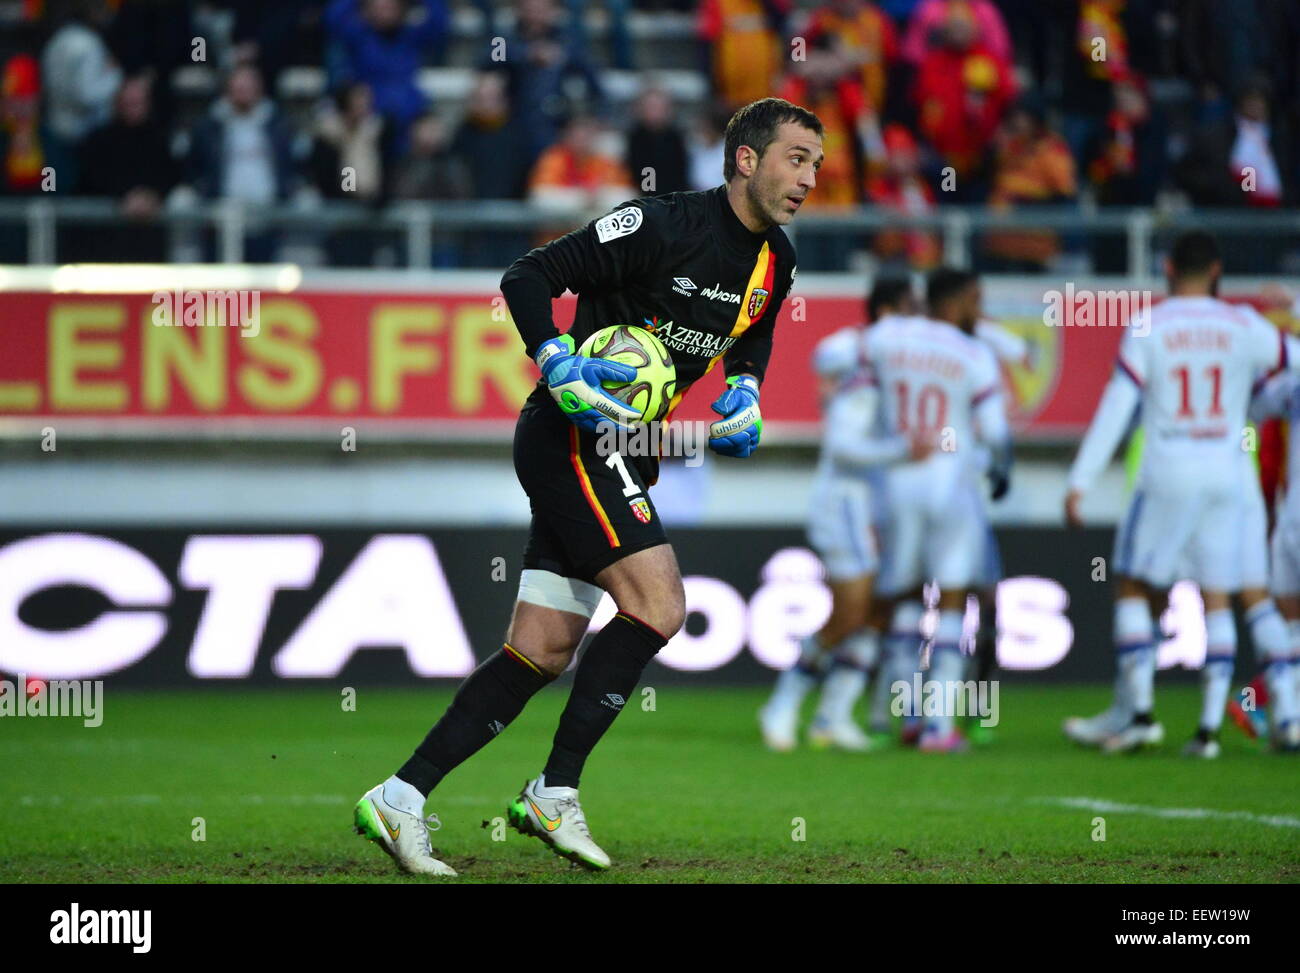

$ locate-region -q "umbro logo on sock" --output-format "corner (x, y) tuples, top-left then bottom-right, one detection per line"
(488, 720), (506, 735)
(601, 693), (626, 710)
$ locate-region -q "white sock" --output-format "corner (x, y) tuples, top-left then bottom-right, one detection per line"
(923, 610), (965, 735)
(1115, 597), (1156, 715)
(768, 632), (831, 711)
(382, 775), (426, 815)
(1110, 665), (1133, 720)
(814, 630), (878, 725)
(1247, 600), (1298, 726)
(882, 603), (924, 724)
(1200, 608), (1236, 732)
(815, 667), (866, 725)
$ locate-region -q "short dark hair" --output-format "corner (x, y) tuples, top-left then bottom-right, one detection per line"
(1169, 230), (1221, 277)
(723, 97), (824, 182)
(867, 277), (913, 321)
(926, 267), (978, 310)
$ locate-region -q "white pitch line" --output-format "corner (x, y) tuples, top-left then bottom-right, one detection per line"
(1038, 796), (1300, 830)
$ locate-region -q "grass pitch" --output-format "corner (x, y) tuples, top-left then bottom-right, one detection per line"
(3, 684), (1297, 883)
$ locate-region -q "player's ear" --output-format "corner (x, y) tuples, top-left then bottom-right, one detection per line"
(736, 145), (757, 179)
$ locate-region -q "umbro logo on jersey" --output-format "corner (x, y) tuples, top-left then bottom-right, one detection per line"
(672, 277), (697, 297)
(601, 693), (626, 710)
(700, 284), (742, 305)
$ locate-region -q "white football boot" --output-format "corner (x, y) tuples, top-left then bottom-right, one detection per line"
(1063, 704), (1131, 747)
(507, 776), (611, 870)
(1101, 720), (1165, 753)
(1273, 720), (1300, 752)
(353, 781), (458, 876)
(808, 715), (877, 752)
(1181, 736), (1221, 759)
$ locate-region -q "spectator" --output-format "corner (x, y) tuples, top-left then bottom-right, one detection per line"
(981, 102), (1077, 272)
(189, 64), (298, 205)
(624, 85), (688, 196)
(563, 0), (634, 70)
(779, 49), (868, 209)
(448, 72), (531, 199)
(486, 0), (607, 168)
(802, 0), (899, 116)
(1060, 0), (1137, 170)
(911, 0), (1016, 189)
(312, 82), (388, 202)
(900, 0), (1011, 67)
(779, 42), (879, 270)
(697, 0), (790, 110)
(527, 113), (633, 243)
(1086, 76), (1164, 206)
(325, 0), (450, 152)
(188, 63), (299, 262)
(1, 54), (46, 196)
(41, 0), (122, 191)
(686, 103), (730, 190)
(104, 0), (194, 132)
(390, 112), (472, 200)
(866, 122), (940, 269)
(0, 54), (45, 260)
(1177, 80), (1295, 208)
(391, 111), (473, 266)
(73, 76), (177, 262)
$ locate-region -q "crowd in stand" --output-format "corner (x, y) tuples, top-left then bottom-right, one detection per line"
(2, 0), (1300, 270)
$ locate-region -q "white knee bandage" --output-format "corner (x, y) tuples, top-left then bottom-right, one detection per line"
(517, 569), (604, 619)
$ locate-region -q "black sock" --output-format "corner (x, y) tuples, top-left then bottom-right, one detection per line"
(544, 612), (668, 788)
(396, 644), (553, 795)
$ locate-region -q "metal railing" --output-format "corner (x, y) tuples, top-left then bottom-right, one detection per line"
(4, 197), (1300, 281)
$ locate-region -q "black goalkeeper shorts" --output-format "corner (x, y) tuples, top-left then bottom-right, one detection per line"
(513, 394), (667, 584)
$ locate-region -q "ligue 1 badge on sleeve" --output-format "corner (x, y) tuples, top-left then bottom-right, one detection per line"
(629, 497), (652, 524)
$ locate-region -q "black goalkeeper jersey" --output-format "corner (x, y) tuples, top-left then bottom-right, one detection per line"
(500, 184), (798, 417)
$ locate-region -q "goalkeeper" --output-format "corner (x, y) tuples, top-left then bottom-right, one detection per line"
(352, 98), (819, 875)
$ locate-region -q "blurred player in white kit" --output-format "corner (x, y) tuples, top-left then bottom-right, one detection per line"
(1064, 230), (1300, 755)
(866, 268), (1012, 752)
(1226, 367), (1300, 749)
(759, 278), (924, 751)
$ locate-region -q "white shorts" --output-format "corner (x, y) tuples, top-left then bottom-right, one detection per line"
(1115, 483), (1263, 592)
(877, 466), (986, 596)
(807, 475), (878, 581)
(1272, 506), (1300, 598)
(1239, 477), (1269, 591)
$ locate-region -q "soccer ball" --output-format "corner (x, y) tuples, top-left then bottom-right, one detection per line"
(578, 325), (677, 423)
